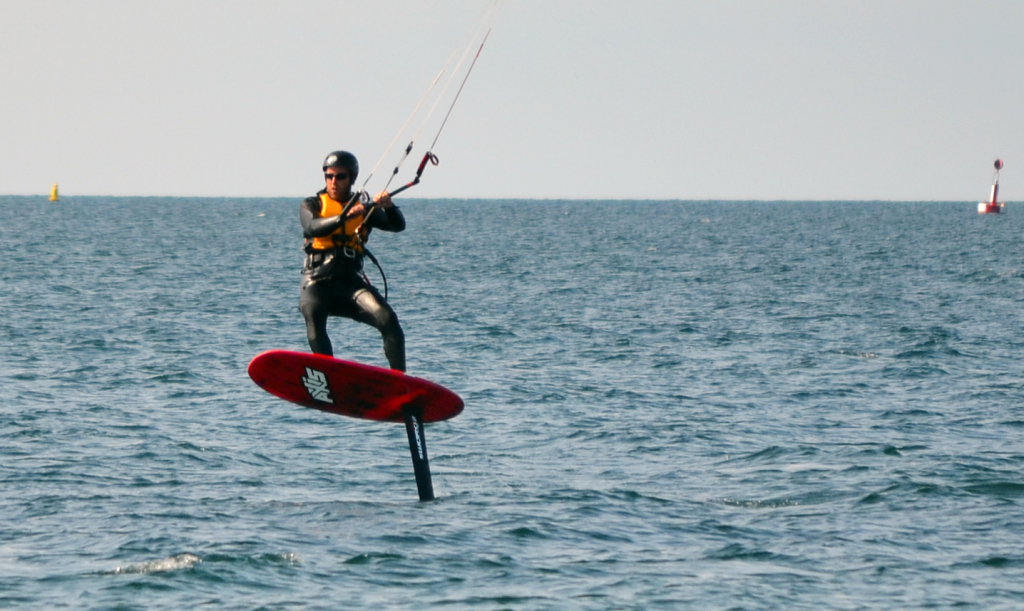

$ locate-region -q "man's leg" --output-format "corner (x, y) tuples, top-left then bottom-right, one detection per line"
(299, 281), (333, 356)
(351, 287), (406, 372)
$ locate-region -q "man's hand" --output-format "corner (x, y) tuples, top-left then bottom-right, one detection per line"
(373, 191), (393, 209)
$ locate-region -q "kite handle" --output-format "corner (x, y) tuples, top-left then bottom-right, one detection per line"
(389, 152), (439, 197)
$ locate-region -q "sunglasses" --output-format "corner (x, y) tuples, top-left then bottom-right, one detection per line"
(324, 172), (350, 181)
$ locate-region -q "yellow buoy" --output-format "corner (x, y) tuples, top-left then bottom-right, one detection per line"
(49, 183), (59, 202)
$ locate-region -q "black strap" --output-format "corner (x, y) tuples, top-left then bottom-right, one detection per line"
(363, 248), (388, 301)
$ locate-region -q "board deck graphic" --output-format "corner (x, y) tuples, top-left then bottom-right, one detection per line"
(247, 350), (463, 423)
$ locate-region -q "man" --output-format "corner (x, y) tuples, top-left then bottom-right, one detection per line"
(299, 150), (407, 371)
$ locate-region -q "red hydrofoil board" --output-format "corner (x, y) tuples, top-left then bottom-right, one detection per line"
(248, 350), (463, 423)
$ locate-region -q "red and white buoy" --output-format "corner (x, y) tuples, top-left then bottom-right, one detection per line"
(979, 159), (1006, 214)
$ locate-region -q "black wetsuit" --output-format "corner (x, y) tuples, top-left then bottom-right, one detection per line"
(299, 189), (407, 371)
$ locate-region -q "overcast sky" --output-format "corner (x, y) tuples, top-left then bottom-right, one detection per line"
(2, 0), (1022, 200)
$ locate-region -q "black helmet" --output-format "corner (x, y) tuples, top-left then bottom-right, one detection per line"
(322, 150), (358, 181)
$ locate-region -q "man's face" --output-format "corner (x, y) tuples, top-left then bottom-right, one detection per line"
(324, 166), (352, 201)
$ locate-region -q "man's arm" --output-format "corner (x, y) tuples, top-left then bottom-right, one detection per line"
(367, 205), (406, 233)
(365, 191), (406, 232)
(300, 196), (346, 238)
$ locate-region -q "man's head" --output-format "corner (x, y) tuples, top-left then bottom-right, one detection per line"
(322, 150), (359, 201)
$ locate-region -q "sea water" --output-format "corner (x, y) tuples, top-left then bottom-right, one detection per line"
(1, 197), (1023, 609)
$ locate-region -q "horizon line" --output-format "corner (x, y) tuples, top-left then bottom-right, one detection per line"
(0, 194), (1011, 204)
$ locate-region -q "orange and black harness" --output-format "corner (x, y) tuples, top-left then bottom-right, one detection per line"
(304, 192), (390, 298)
(308, 192), (372, 255)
